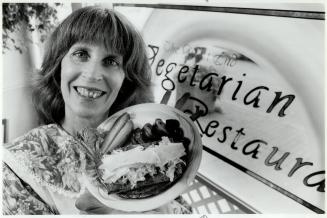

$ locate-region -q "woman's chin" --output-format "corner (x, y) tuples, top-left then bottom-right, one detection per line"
(73, 109), (107, 123)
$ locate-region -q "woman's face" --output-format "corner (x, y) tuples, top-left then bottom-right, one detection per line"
(60, 42), (125, 122)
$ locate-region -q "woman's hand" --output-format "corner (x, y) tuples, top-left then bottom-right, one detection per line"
(98, 112), (133, 155)
(75, 190), (125, 214)
(75, 190), (164, 214)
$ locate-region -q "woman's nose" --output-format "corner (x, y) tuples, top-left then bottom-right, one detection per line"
(81, 62), (104, 82)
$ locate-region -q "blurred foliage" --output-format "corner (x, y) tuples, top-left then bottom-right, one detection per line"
(3, 3), (62, 53)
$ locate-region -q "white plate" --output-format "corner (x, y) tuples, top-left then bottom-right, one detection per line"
(84, 103), (202, 212)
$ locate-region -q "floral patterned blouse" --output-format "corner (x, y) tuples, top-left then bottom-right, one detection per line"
(2, 124), (192, 215)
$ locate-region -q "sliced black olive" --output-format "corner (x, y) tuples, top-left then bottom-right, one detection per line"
(152, 119), (168, 137)
(170, 128), (184, 142)
(165, 119), (180, 130)
(142, 123), (154, 142)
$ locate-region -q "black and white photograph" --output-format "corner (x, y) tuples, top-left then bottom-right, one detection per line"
(1, 0), (325, 215)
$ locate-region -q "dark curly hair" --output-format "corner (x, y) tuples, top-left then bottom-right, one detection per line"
(32, 6), (153, 125)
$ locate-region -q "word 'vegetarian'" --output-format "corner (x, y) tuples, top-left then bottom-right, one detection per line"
(148, 44), (295, 118)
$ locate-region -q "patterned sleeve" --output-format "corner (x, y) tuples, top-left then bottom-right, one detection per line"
(2, 163), (59, 215)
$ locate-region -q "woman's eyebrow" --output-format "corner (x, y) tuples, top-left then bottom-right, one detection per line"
(70, 44), (90, 52)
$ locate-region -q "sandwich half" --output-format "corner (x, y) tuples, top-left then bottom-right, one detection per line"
(99, 118), (190, 199)
(99, 137), (186, 198)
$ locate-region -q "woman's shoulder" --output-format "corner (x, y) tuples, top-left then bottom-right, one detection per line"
(4, 124), (64, 152)
(3, 123), (87, 195)
(20, 123), (63, 139)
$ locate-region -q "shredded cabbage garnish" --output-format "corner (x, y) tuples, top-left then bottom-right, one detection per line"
(101, 137), (186, 188)
(105, 164), (157, 188)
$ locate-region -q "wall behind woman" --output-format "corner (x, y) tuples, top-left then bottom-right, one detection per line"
(2, 3), (72, 142)
(2, 26), (37, 142)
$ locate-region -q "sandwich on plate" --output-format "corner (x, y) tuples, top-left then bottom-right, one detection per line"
(98, 116), (191, 199)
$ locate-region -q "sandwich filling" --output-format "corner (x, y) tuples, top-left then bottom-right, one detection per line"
(99, 137), (186, 188)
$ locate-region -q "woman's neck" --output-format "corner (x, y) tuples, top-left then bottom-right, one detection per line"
(61, 114), (107, 136)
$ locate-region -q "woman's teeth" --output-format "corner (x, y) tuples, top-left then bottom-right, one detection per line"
(76, 87), (104, 99)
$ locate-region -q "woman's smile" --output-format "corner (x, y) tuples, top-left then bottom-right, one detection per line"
(73, 86), (107, 99)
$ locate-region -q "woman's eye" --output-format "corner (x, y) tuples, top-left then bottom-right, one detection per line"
(104, 58), (120, 67)
(72, 50), (89, 61)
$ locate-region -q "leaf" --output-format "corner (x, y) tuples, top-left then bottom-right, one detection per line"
(2, 3), (59, 53)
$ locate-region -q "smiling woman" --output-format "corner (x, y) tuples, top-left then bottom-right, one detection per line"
(2, 6), (192, 215)
(32, 6), (153, 126)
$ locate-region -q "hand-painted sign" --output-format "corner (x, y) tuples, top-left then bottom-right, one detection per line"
(115, 4), (325, 213)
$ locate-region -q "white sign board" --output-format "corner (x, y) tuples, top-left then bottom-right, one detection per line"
(115, 3), (324, 213)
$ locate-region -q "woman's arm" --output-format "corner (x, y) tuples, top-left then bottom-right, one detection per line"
(2, 163), (59, 215)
